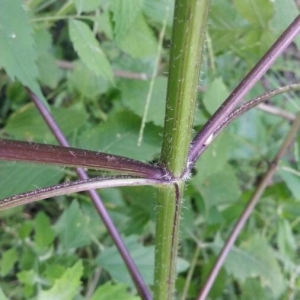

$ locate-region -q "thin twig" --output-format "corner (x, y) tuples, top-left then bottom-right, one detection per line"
(189, 15), (300, 166)
(180, 246), (201, 300)
(197, 113), (300, 300)
(137, 4), (169, 146)
(0, 176), (169, 211)
(194, 83), (300, 160)
(85, 267), (102, 299)
(257, 103), (295, 121)
(27, 90), (153, 300)
(215, 83), (300, 136)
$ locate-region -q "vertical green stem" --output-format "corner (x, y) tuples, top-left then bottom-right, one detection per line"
(154, 1), (210, 299)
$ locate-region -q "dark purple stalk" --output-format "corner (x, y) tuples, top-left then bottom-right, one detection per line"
(0, 139), (165, 180)
(27, 90), (152, 300)
(188, 15), (300, 167)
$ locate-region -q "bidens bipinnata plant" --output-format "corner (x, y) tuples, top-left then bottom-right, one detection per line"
(0, 1), (300, 299)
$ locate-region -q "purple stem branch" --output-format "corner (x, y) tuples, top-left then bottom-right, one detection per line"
(27, 90), (152, 300)
(0, 175), (168, 211)
(194, 83), (300, 159)
(0, 139), (165, 180)
(188, 15), (300, 167)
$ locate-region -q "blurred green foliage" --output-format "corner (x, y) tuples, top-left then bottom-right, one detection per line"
(0, 0), (300, 299)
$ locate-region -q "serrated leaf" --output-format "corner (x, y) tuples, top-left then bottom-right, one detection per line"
(34, 212), (55, 250)
(110, 0), (143, 40)
(203, 77), (229, 115)
(209, 2), (246, 54)
(90, 282), (140, 300)
(211, 234), (286, 298)
(54, 201), (92, 250)
(119, 77), (167, 126)
(69, 19), (113, 82)
(96, 235), (189, 287)
(34, 28), (60, 89)
(0, 1), (47, 106)
(0, 161), (63, 199)
(0, 248), (18, 277)
(38, 260), (83, 300)
(77, 110), (161, 161)
(117, 14), (157, 58)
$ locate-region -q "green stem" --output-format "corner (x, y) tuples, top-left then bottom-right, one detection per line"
(154, 1), (210, 299)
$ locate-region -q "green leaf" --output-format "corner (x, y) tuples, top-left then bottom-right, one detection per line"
(279, 168), (300, 200)
(277, 219), (297, 260)
(0, 248), (18, 277)
(34, 28), (60, 89)
(96, 236), (189, 287)
(17, 221), (33, 240)
(202, 77), (229, 114)
(34, 212), (55, 250)
(0, 287), (8, 300)
(69, 19), (113, 83)
(110, 0), (143, 40)
(193, 164), (241, 207)
(209, 2), (246, 54)
(54, 201), (92, 250)
(143, 0), (175, 29)
(0, 1), (47, 106)
(233, 0), (273, 28)
(194, 132), (231, 181)
(90, 282), (140, 300)
(121, 186), (156, 235)
(211, 234), (286, 298)
(117, 14), (158, 58)
(0, 161), (63, 200)
(73, 0), (102, 14)
(68, 62), (109, 99)
(239, 278), (271, 300)
(38, 260), (83, 300)
(5, 103), (88, 142)
(17, 269), (36, 285)
(77, 110), (161, 161)
(119, 77), (167, 126)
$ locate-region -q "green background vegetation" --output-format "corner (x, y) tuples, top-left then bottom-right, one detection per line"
(0, 0), (300, 299)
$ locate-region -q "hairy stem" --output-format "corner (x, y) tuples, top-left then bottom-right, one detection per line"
(154, 1), (210, 299)
(0, 176), (169, 211)
(198, 113), (300, 300)
(189, 15), (300, 165)
(0, 139), (165, 180)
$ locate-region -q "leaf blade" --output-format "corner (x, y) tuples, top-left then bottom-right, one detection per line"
(0, 1), (47, 105)
(69, 19), (113, 83)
